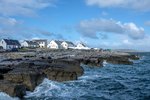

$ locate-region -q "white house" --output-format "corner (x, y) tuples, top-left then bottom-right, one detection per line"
(76, 43), (90, 50)
(61, 41), (75, 49)
(47, 40), (63, 49)
(32, 39), (47, 48)
(0, 39), (21, 50)
(21, 40), (39, 48)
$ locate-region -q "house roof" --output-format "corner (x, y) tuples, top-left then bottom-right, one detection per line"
(3, 39), (20, 46)
(33, 39), (47, 42)
(54, 40), (63, 45)
(64, 41), (75, 47)
(25, 41), (39, 45)
(78, 43), (86, 47)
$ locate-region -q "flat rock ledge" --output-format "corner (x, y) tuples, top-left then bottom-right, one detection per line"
(0, 50), (139, 98)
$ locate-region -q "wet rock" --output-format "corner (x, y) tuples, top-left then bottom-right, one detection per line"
(39, 56), (52, 60)
(0, 74), (3, 80)
(0, 80), (26, 98)
(42, 59), (83, 81)
(0, 65), (13, 74)
(106, 56), (133, 65)
(83, 58), (103, 67)
(51, 59), (84, 77)
(44, 67), (77, 81)
(1, 58), (23, 62)
(23, 55), (36, 58)
(4, 69), (45, 91)
(127, 55), (140, 60)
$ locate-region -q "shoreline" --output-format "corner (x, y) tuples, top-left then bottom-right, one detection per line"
(0, 49), (139, 98)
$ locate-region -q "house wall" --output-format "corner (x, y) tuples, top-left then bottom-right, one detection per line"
(30, 44), (39, 48)
(77, 44), (85, 48)
(0, 39), (20, 50)
(21, 42), (28, 47)
(6, 45), (19, 50)
(32, 40), (47, 48)
(37, 41), (46, 48)
(61, 42), (68, 49)
(48, 41), (59, 49)
(0, 39), (7, 49)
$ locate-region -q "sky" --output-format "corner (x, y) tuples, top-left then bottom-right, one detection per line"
(0, 0), (150, 51)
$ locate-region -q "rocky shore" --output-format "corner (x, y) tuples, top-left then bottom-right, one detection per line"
(0, 49), (139, 98)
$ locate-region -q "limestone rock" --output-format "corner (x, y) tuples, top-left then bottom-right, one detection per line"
(0, 80), (26, 98)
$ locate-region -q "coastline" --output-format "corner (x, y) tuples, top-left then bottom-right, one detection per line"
(0, 49), (140, 98)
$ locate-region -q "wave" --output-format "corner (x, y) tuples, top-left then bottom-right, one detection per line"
(25, 79), (89, 99)
(0, 92), (19, 100)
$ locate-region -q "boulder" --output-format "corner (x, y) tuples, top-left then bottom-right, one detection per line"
(0, 65), (13, 74)
(0, 74), (3, 80)
(0, 80), (26, 98)
(4, 68), (45, 91)
(106, 56), (133, 65)
(126, 55), (140, 60)
(51, 59), (84, 77)
(75, 57), (103, 67)
(44, 67), (77, 82)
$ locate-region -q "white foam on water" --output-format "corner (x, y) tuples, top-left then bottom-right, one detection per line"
(0, 92), (19, 100)
(25, 79), (62, 98)
(25, 78), (88, 99)
(79, 74), (100, 80)
(103, 60), (108, 66)
(24, 67), (103, 99)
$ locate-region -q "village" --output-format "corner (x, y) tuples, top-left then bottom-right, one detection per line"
(0, 39), (93, 51)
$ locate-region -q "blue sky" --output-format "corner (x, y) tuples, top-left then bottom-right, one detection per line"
(0, 0), (150, 51)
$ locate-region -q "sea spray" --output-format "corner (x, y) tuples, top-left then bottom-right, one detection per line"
(0, 92), (19, 100)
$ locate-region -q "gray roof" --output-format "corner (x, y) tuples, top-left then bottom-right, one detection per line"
(25, 41), (39, 45)
(64, 41), (75, 47)
(33, 39), (47, 42)
(54, 40), (63, 45)
(79, 43), (86, 47)
(3, 39), (20, 46)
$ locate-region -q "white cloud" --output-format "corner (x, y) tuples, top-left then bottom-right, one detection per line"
(124, 23), (145, 39)
(0, 17), (63, 40)
(0, 0), (56, 16)
(0, 17), (21, 27)
(86, 0), (150, 12)
(0, 0), (59, 39)
(123, 39), (133, 45)
(77, 18), (145, 40)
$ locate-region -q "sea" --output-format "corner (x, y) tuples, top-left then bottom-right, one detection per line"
(0, 52), (150, 100)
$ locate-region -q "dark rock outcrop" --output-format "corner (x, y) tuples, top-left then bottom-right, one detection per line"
(51, 59), (84, 77)
(0, 74), (3, 80)
(0, 65), (13, 74)
(4, 69), (45, 91)
(105, 56), (133, 65)
(0, 58), (84, 98)
(0, 80), (26, 98)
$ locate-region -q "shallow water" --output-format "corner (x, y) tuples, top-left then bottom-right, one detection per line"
(0, 53), (150, 100)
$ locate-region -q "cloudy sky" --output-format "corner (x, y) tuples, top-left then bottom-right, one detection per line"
(0, 0), (150, 51)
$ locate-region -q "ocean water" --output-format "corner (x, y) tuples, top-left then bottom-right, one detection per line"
(0, 53), (150, 100)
